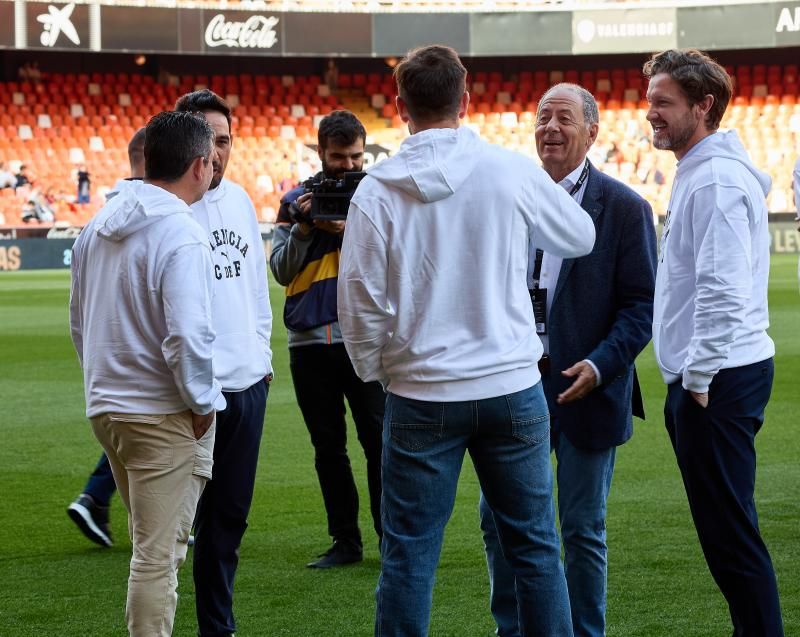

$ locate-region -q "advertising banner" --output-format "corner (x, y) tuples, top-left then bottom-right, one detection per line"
(572, 7), (677, 54)
(200, 9), (284, 56)
(25, 1), (92, 50)
(283, 12), (371, 56)
(101, 6), (178, 53)
(470, 11), (572, 55)
(0, 239), (74, 271)
(677, 5), (774, 50)
(373, 13), (470, 56)
(0, 2), (14, 48)
(774, 2), (800, 47)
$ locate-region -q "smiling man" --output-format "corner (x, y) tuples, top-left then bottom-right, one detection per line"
(479, 83), (657, 637)
(175, 89), (274, 637)
(645, 49), (783, 637)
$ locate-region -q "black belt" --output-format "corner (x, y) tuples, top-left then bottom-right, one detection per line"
(538, 354), (551, 376)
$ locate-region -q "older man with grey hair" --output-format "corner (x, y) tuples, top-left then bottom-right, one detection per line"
(480, 82), (658, 637)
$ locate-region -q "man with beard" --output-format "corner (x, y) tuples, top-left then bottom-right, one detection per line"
(175, 89), (274, 637)
(645, 49), (783, 636)
(270, 110), (383, 569)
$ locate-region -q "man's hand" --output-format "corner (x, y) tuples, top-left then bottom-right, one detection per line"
(314, 219), (346, 235)
(689, 391), (709, 408)
(192, 410), (215, 440)
(293, 193), (313, 235)
(556, 361), (598, 404)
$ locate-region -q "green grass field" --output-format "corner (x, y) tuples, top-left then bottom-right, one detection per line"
(0, 257), (797, 637)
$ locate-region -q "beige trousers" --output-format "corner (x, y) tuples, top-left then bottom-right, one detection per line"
(91, 410), (215, 637)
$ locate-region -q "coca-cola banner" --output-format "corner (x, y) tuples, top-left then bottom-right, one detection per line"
(201, 10), (284, 55)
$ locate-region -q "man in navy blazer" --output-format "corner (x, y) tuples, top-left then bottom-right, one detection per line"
(480, 84), (657, 637)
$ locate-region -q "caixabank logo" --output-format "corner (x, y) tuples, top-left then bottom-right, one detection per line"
(26, 1), (89, 49)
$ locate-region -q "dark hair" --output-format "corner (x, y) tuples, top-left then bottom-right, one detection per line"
(394, 45), (467, 123)
(144, 111), (214, 183)
(174, 88), (232, 132)
(317, 110), (366, 151)
(643, 48), (732, 131)
(128, 127), (146, 165)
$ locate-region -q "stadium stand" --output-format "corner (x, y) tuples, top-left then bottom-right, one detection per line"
(1, 62), (799, 228)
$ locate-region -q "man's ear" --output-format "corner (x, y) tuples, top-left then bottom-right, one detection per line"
(458, 91), (470, 120)
(191, 156), (207, 182)
(587, 122), (599, 147)
(696, 94), (715, 123)
(396, 95), (410, 123)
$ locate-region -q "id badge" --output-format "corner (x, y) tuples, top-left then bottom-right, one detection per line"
(530, 287), (547, 335)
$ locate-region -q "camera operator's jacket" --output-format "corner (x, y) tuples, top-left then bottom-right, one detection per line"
(270, 176), (344, 346)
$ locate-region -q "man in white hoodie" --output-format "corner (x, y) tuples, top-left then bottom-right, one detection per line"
(338, 45), (595, 637)
(645, 49), (783, 636)
(68, 127), (146, 548)
(70, 111), (224, 637)
(175, 89), (273, 637)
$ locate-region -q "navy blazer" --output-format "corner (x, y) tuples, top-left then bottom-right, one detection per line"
(542, 162), (657, 450)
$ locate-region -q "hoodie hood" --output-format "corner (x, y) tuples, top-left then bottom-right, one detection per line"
(95, 181), (192, 242)
(106, 178), (143, 202)
(367, 126), (482, 203)
(679, 130), (771, 196)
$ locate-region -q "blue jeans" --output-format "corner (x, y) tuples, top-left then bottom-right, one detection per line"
(480, 433), (616, 637)
(376, 384), (571, 637)
(84, 452), (117, 507)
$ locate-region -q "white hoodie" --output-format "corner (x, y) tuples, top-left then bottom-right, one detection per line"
(190, 178), (273, 391)
(70, 180), (226, 418)
(653, 130), (775, 392)
(338, 126), (595, 401)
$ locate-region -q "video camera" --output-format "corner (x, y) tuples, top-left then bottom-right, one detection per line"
(302, 171), (367, 221)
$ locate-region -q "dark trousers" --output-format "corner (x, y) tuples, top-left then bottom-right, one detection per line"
(194, 378), (269, 637)
(83, 452), (116, 507)
(665, 359), (783, 637)
(289, 343), (384, 543)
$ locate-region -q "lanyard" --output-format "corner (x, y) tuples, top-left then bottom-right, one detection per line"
(569, 158), (590, 196)
(532, 159), (590, 289)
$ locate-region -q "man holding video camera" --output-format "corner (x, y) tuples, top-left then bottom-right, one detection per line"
(270, 110), (384, 569)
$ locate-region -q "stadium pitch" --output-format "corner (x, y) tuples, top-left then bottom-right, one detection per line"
(0, 258), (797, 636)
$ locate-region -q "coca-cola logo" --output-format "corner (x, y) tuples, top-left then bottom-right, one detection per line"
(205, 14), (279, 49)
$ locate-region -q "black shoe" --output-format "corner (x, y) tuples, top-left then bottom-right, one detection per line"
(306, 539), (363, 569)
(67, 493), (113, 547)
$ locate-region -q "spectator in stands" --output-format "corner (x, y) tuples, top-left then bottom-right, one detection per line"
(0, 162), (15, 189)
(69, 110), (223, 637)
(175, 89), (273, 637)
(324, 58), (339, 93)
(76, 165), (91, 205)
(337, 44), (595, 637)
(270, 110), (384, 569)
(479, 83), (657, 637)
(645, 48), (783, 637)
(15, 165), (30, 190)
(21, 187), (55, 223)
(67, 128), (147, 548)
